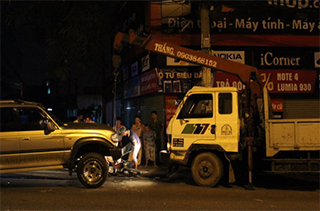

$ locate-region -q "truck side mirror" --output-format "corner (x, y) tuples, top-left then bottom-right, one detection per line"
(44, 121), (56, 135)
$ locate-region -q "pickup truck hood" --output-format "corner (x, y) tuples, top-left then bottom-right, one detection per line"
(61, 123), (114, 131)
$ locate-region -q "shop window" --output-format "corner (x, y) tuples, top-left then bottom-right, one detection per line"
(219, 93), (232, 114)
(177, 94), (213, 119)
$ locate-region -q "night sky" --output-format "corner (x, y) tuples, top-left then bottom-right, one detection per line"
(1, 1), (120, 100)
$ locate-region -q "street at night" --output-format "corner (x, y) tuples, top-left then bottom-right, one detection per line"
(1, 167), (319, 210)
(1, 1), (320, 210)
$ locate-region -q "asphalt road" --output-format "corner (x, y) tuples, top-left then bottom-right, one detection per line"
(1, 167), (319, 210)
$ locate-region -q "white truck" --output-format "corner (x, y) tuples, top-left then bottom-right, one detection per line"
(165, 86), (320, 187)
(114, 30), (320, 188)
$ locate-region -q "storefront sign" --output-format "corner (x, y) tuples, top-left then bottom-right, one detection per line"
(165, 96), (178, 128)
(214, 70), (317, 93)
(140, 69), (158, 95)
(131, 61), (138, 77)
(157, 69), (202, 80)
(213, 51), (245, 64)
(141, 54), (150, 72)
(254, 51), (313, 69)
(157, 68), (201, 93)
(161, 1), (319, 35)
(315, 52), (320, 68)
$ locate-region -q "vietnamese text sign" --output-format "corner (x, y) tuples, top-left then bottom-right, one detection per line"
(162, 1), (319, 35)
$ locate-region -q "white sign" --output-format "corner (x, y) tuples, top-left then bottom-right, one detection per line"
(314, 52), (320, 68)
(212, 51), (245, 64)
(141, 54), (150, 72)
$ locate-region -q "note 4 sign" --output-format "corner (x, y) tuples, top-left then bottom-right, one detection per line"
(214, 70), (317, 93)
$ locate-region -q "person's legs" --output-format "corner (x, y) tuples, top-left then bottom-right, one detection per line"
(132, 144), (140, 169)
(151, 147), (158, 167)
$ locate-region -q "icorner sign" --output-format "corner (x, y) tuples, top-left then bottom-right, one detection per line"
(214, 69), (317, 93)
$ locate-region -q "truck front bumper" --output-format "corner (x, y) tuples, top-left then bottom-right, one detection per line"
(159, 150), (170, 164)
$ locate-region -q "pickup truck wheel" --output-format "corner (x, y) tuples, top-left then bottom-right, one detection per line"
(77, 152), (107, 188)
(191, 152), (223, 187)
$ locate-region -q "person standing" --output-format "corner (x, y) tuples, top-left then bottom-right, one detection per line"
(130, 116), (145, 166)
(143, 124), (158, 168)
(113, 117), (126, 147)
(121, 129), (141, 170)
(149, 111), (163, 164)
(73, 114), (83, 123)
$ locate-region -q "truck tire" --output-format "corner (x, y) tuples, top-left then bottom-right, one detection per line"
(77, 152), (107, 188)
(191, 152), (223, 187)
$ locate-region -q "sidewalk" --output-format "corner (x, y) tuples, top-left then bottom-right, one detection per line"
(138, 164), (168, 178)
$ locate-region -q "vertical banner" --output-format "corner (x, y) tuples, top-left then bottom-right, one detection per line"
(165, 95), (178, 128)
(140, 69), (158, 95)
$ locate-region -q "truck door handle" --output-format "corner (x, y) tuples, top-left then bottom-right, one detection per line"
(211, 125), (216, 134)
(22, 138), (30, 141)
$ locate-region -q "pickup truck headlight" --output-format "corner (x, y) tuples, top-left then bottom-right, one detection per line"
(111, 133), (119, 145)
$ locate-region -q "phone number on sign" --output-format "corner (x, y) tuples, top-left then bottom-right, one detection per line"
(176, 51), (217, 68)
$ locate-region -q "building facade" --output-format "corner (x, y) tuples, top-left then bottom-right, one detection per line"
(109, 1), (319, 131)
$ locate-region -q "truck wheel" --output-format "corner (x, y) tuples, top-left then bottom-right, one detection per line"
(191, 152), (223, 187)
(77, 152), (107, 188)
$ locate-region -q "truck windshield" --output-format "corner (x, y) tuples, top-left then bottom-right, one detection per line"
(47, 111), (64, 127)
(177, 94), (213, 119)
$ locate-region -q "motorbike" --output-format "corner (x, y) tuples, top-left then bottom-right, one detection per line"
(106, 142), (140, 176)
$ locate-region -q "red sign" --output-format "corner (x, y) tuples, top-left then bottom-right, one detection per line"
(271, 99), (283, 112)
(214, 70), (317, 93)
(140, 69), (158, 95)
(165, 96), (178, 128)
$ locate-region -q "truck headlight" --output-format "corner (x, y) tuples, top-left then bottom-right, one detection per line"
(111, 133), (119, 145)
(167, 142), (172, 151)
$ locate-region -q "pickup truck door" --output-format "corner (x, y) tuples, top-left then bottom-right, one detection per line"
(0, 107), (20, 170)
(17, 107), (65, 168)
(171, 93), (216, 152)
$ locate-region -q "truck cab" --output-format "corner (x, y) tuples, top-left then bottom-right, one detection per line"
(167, 87), (239, 160)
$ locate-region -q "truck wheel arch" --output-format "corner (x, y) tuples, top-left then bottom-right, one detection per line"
(185, 144), (225, 166)
(67, 138), (114, 171)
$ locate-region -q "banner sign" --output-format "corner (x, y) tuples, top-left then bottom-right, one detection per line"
(214, 69), (317, 93)
(165, 95), (178, 128)
(161, 1), (319, 35)
(124, 76), (140, 99)
(157, 68), (201, 93)
(140, 69), (158, 95)
(254, 51), (314, 69)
